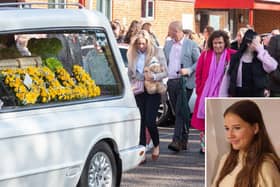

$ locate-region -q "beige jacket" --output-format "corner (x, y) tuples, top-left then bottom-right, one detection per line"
(212, 153), (280, 187)
(127, 47), (168, 82)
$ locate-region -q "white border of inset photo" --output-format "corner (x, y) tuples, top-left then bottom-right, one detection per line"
(206, 98), (280, 187)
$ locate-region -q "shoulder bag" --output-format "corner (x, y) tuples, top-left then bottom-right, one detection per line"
(131, 80), (144, 95)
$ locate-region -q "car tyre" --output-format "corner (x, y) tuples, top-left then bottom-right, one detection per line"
(78, 141), (117, 187)
(156, 100), (175, 126)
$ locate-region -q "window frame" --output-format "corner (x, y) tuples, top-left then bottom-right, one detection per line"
(0, 27), (125, 113)
(141, 0), (155, 19)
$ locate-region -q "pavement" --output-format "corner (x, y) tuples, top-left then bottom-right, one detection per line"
(121, 127), (205, 187)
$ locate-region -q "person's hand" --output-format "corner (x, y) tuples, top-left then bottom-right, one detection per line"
(251, 37), (263, 52)
(264, 89), (270, 97)
(179, 68), (191, 76)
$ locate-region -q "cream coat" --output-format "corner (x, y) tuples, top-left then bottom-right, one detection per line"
(212, 153), (280, 187)
(127, 47), (168, 82)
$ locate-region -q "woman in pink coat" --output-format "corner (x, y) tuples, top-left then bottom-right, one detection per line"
(191, 30), (236, 154)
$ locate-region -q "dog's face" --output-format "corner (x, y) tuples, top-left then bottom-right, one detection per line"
(149, 63), (162, 73)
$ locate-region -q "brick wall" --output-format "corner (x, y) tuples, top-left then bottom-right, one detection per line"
(112, 0), (194, 46)
(254, 10), (280, 34)
(112, 0), (142, 29)
(153, 0), (194, 46)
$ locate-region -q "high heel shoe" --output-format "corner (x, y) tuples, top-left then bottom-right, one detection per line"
(151, 154), (159, 161)
(151, 146), (159, 161)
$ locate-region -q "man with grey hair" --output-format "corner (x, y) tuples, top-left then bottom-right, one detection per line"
(163, 21), (200, 152)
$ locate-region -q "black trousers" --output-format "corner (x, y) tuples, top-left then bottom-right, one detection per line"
(135, 91), (161, 147)
(167, 79), (193, 142)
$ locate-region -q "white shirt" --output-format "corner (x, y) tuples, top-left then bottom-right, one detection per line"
(168, 38), (184, 79)
(136, 51), (145, 74)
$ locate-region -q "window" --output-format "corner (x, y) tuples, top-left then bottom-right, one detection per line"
(48, 0), (65, 9)
(0, 29), (123, 110)
(141, 0), (154, 18)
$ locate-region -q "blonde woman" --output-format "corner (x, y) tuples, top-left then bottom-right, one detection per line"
(127, 30), (167, 163)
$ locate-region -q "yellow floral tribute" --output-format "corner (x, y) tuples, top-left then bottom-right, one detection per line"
(1, 65), (101, 105)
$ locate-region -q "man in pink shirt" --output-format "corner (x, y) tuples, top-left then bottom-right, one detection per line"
(163, 21), (200, 152)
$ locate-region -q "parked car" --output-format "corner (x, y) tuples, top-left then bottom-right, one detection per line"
(117, 43), (129, 68)
(157, 88), (196, 126)
(0, 2), (145, 187)
(116, 43), (196, 126)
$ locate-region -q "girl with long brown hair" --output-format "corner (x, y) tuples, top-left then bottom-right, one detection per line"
(212, 100), (280, 187)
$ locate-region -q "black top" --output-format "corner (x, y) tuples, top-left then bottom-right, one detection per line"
(230, 40), (239, 50)
(235, 62), (264, 97)
(228, 54), (268, 97)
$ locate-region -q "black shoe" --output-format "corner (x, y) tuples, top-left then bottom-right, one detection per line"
(168, 141), (181, 152)
(181, 142), (187, 150)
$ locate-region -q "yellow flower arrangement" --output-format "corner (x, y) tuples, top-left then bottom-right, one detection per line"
(72, 65), (101, 97)
(2, 68), (40, 105)
(1, 65), (101, 105)
(55, 67), (75, 88)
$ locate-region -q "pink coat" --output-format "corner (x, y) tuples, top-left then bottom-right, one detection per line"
(191, 49), (236, 131)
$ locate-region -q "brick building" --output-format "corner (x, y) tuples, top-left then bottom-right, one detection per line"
(85, 0), (196, 46)
(11, 0), (280, 45)
(79, 0), (280, 43)
(195, 0), (280, 37)
(110, 0), (196, 46)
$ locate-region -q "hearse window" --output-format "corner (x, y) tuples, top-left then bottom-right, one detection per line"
(0, 30), (123, 109)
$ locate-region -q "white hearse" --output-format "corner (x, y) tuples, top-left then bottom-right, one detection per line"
(0, 2), (145, 187)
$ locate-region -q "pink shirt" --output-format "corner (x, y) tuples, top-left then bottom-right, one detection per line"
(168, 38), (184, 79)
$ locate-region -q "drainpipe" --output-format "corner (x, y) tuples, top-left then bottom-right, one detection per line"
(249, 9), (254, 27)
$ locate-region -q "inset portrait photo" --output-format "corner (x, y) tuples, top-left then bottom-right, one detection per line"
(206, 98), (280, 187)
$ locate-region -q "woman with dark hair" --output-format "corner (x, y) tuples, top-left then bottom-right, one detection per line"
(191, 30), (236, 154)
(200, 25), (214, 51)
(220, 29), (278, 97)
(124, 20), (141, 44)
(110, 20), (125, 43)
(267, 35), (280, 96)
(212, 100), (280, 187)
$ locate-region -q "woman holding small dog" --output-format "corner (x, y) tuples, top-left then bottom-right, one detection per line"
(127, 30), (168, 163)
